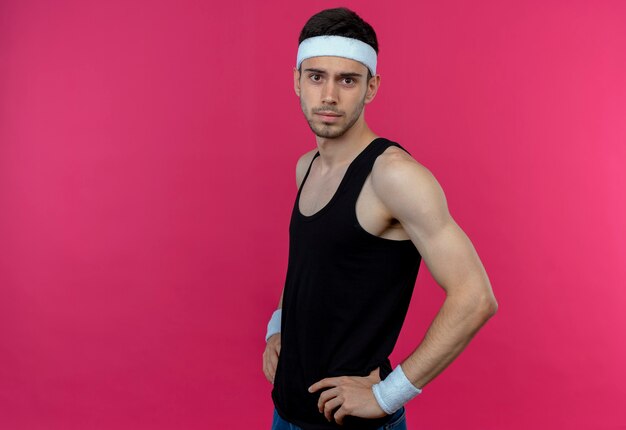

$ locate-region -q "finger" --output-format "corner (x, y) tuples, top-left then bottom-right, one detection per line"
(263, 353), (272, 383)
(268, 351), (278, 382)
(334, 407), (348, 426)
(309, 377), (340, 393)
(263, 348), (278, 383)
(269, 349), (278, 370)
(264, 364), (272, 383)
(268, 364), (277, 383)
(322, 397), (343, 422)
(317, 387), (340, 412)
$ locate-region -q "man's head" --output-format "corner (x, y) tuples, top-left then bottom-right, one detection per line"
(297, 7), (379, 80)
(294, 8), (381, 139)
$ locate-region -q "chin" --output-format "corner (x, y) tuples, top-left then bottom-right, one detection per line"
(312, 127), (347, 139)
(307, 122), (345, 138)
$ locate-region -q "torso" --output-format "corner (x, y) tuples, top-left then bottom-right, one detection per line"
(297, 145), (411, 241)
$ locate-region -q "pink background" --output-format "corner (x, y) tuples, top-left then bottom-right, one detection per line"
(1, 0), (625, 429)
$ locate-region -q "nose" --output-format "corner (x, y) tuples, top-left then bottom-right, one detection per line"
(321, 80), (338, 105)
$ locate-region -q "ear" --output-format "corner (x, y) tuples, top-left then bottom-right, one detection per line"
(293, 67), (301, 97)
(364, 74), (381, 105)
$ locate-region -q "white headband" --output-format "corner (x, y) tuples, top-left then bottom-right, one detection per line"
(296, 35), (377, 75)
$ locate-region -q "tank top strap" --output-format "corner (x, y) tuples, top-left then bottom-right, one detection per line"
(298, 151), (320, 193)
(342, 137), (411, 197)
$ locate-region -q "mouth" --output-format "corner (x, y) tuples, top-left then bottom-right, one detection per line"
(315, 111), (342, 122)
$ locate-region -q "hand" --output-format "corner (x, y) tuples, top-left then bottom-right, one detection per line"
(263, 333), (281, 384)
(308, 367), (387, 425)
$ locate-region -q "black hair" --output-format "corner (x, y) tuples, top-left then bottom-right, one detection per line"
(298, 7), (378, 80)
(298, 7), (378, 53)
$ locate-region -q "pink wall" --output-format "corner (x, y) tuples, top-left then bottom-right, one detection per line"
(1, 0), (625, 428)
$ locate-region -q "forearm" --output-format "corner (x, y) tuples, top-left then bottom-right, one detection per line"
(400, 290), (496, 389)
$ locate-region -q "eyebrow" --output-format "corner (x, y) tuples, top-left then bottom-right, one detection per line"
(303, 68), (364, 78)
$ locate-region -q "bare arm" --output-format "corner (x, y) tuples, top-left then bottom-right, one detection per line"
(371, 150), (498, 389)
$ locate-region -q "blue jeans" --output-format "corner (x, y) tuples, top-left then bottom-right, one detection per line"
(270, 407), (407, 430)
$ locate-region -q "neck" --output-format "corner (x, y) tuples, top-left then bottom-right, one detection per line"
(314, 120), (379, 172)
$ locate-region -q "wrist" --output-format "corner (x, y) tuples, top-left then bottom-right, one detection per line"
(371, 364), (422, 414)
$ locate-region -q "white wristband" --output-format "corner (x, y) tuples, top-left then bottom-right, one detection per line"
(265, 309), (282, 342)
(371, 364), (422, 414)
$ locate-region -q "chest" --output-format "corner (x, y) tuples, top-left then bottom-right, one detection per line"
(298, 166), (408, 241)
(298, 166), (348, 216)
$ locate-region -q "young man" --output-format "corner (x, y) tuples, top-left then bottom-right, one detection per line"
(263, 7), (498, 430)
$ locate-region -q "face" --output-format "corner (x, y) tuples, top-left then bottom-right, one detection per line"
(294, 56), (379, 139)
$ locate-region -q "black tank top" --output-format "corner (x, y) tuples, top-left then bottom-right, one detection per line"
(272, 137), (422, 430)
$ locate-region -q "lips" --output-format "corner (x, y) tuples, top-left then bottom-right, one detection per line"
(315, 111), (342, 122)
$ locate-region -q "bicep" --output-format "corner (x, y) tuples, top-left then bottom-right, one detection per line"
(412, 218), (488, 298)
(374, 159), (490, 298)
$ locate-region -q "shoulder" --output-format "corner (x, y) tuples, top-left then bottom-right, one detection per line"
(371, 145), (440, 194)
(371, 144), (448, 218)
(295, 148), (319, 190)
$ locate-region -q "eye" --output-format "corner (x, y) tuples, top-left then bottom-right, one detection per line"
(310, 74), (322, 82)
(343, 78), (355, 85)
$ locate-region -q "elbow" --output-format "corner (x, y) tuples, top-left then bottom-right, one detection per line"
(476, 279), (498, 319)
(480, 295), (498, 319)
(448, 281), (498, 320)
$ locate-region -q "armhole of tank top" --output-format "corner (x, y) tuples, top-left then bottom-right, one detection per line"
(298, 152), (319, 192)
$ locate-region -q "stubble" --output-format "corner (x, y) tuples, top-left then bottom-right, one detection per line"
(300, 95), (366, 139)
